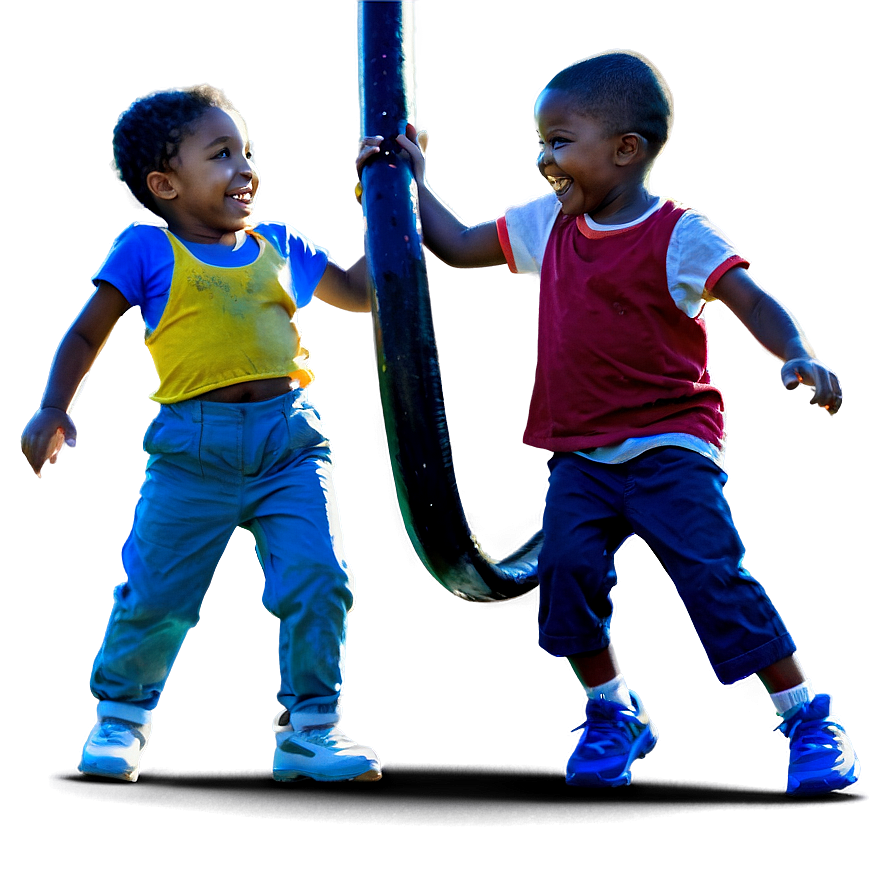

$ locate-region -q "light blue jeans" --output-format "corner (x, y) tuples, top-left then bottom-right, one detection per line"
(89, 391), (353, 724)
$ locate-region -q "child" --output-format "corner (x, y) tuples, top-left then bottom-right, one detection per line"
(358, 51), (858, 794)
(22, 85), (381, 784)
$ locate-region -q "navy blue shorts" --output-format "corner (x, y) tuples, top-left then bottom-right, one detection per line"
(538, 449), (795, 684)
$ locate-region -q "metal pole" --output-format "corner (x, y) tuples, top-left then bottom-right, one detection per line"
(358, 0), (541, 600)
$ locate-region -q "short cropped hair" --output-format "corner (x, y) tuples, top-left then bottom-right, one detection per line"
(546, 52), (673, 157)
(112, 85), (237, 212)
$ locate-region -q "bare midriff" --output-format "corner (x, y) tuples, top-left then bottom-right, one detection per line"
(198, 377), (296, 403)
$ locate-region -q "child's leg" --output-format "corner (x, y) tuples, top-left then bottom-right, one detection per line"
(235, 395), (353, 723)
(246, 445), (353, 726)
(757, 653), (809, 696)
(540, 455), (636, 707)
(568, 645), (633, 708)
(627, 448), (857, 792)
(539, 454), (656, 786)
(82, 402), (243, 781)
(569, 644), (622, 687)
(537, 454), (629, 660)
(240, 393), (379, 782)
(565, 641), (657, 787)
(627, 448), (796, 683)
(90, 405), (240, 710)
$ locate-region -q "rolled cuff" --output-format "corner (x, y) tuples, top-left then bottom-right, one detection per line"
(538, 625), (612, 659)
(713, 633), (797, 685)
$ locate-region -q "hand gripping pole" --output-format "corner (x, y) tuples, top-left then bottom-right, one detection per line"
(357, 1), (542, 600)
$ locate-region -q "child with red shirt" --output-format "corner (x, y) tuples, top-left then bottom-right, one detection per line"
(359, 50), (858, 794)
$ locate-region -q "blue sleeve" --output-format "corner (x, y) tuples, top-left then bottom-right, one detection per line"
(253, 222), (329, 310)
(92, 224), (174, 331)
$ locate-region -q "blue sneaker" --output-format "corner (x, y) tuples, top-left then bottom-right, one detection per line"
(566, 691), (657, 787)
(777, 694), (859, 795)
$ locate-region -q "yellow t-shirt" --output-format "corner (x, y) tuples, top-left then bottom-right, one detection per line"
(146, 231), (314, 403)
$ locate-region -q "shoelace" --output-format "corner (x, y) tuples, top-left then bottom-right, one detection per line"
(291, 726), (348, 748)
(788, 719), (847, 758)
(777, 700), (849, 770)
(776, 694), (832, 739)
(571, 717), (639, 755)
(96, 721), (137, 746)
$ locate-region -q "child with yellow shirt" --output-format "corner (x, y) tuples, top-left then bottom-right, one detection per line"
(22, 85), (380, 784)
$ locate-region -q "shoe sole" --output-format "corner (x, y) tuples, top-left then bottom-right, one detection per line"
(787, 761), (860, 795)
(78, 760), (139, 783)
(273, 768), (382, 783)
(566, 728), (658, 788)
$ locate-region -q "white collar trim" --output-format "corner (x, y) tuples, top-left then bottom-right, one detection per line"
(580, 197), (663, 232)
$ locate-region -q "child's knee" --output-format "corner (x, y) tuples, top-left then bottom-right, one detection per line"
(262, 561), (353, 621)
(111, 581), (202, 627)
(539, 535), (615, 593)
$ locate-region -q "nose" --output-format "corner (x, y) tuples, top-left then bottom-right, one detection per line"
(240, 153), (254, 175)
(538, 144), (553, 171)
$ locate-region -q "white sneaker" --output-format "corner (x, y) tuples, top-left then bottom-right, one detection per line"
(78, 701), (151, 783)
(272, 712), (381, 782)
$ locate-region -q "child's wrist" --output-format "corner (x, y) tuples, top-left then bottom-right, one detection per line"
(782, 338), (815, 362)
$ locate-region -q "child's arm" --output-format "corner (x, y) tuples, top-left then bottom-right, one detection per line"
(22, 282), (131, 475)
(711, 266), (842, 414)
(359, 127), (505, 268)
(314, 258), (371, 312)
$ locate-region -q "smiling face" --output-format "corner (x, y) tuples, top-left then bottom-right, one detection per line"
(148, 106), (258, 244)
(535, 88), (650, 223)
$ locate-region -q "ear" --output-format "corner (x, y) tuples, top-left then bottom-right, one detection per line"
(615, 133), (647, 167)
(146, 170), (178, 202)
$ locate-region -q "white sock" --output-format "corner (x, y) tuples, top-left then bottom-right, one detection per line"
(585, 674), (633, 708)
(770, 682), (815, 717)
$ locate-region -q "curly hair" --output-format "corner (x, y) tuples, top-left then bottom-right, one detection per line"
(546, 52), (673, 158)
(112, 85), (238, 212)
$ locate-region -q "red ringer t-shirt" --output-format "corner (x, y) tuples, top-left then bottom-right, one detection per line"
(497, 196), (748, 453)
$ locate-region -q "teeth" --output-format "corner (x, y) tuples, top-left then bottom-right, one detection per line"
(547, 176), (571, 194)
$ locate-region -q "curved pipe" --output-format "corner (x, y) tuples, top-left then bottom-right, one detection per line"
(357, 0), (542, 601)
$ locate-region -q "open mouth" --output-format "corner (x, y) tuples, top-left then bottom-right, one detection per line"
(546, 175), (572, 196)
(228, 189), (254, 205)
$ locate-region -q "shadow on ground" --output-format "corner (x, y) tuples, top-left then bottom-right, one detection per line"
(52, 767), (860, 822)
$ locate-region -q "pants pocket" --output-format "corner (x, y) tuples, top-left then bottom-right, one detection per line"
(284, 397), (328, 450)
(142, 406), (199, 456)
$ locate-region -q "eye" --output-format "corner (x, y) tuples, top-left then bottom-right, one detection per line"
(213, 147), (231, 159)
(536, 136), (568, 153)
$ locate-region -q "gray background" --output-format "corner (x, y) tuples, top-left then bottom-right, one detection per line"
(4, 1), (888, 891)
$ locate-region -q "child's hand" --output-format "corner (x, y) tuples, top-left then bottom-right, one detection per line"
(21, 407), (77, 476)
(357, 135), (384, 178)
(357, 125), (428, 183)
(396, 124), (428, 181)
(781, 358), (842, 415)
